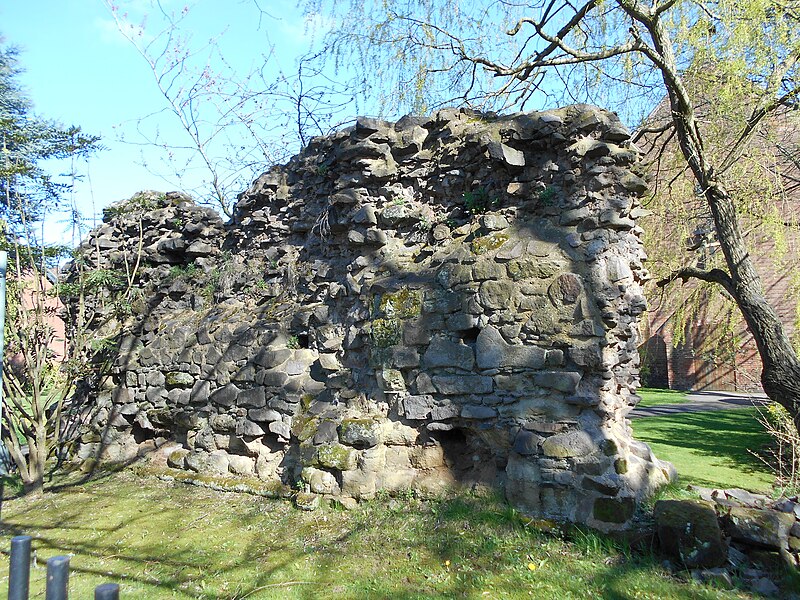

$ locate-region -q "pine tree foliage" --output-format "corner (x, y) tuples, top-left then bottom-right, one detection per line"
(0, 41), (103, 492)
(0, 44), (99, 232)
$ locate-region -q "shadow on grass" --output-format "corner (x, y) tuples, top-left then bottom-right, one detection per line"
(633, 408), (773, 490)
(0, 472), (769, 599)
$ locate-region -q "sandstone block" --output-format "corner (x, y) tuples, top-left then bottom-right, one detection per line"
(541, 430), (594, 458)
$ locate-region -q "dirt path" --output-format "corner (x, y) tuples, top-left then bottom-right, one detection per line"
(629, 390), (769, 419)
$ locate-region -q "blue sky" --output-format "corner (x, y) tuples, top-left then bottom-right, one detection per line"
(2, 0), (324, 244)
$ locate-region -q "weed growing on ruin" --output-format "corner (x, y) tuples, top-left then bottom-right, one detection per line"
(463, 188), (498, 214)
(56, 268), (124, 297)
(538, 186), (558, 205)
(286, 335), (301, 349)
(753, 402), (800, 496)
(370, 318), (402, 348)
(167, 262), (200, 281)
(103, 191), (163, 219)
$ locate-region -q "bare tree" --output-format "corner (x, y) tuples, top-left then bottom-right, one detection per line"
(104, 0), (354, 216)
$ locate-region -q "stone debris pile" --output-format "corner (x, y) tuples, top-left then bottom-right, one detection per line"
(656, 487), (800, 594)
(65, 104), (673, 530)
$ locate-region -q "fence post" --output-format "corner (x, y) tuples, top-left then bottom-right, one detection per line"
(8, 535), (32, 600)
(45, 555), (70, 600)
(94, 583), (120, 600)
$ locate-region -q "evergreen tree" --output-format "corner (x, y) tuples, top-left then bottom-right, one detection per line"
(0, 44), (99, 234)
(0, 41), (101, 492)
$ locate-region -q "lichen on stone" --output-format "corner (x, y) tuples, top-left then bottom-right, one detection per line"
(370, 318), (402, 348)
(316, 443), (356, 471)
(379, 288), (423, 319)
(471, 231), (509, 255)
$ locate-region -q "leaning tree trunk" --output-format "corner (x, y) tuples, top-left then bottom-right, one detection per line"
(645, 15), (800, 433)
(704, 183), (800, 431)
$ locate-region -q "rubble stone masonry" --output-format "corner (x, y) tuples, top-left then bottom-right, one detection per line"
(67, 105), (673, 530)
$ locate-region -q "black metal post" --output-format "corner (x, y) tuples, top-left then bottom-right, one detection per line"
(8, 535), (32, 600)
(94, 583), (120, 600)
(45, 555), (70, 600)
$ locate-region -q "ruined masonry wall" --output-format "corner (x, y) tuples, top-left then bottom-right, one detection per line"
(70, 105), (673, 530)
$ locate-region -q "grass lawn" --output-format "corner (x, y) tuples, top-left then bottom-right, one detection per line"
(0, 468), (767, 599)
(632, 407), (775, 493)
(636, 388), (691, 408)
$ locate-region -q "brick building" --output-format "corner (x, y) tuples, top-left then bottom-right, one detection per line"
(639, 102), (799, 392)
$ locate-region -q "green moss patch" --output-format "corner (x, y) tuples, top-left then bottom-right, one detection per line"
(379, 288), (422, 319)
(471, 231), (509, 255)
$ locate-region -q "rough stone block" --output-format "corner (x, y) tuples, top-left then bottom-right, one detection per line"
(210, 384), (240, 407)
(341, 469), (377, 499)
(316, 443), (357, 471)
(302, 466), (341, 495)
(533, 371), (581, 394)
(479, 280), (518, 310)
(541, 430), (594, 458)
(237, 387), (267, 408)
(339, 419), (382, 448)
(724, 508), (795, 550)
(423, 336), (475, 369)
(248, 408), (281, 423)
(402, 394), (435, 420)
(268, 420), (291, 440)
(432, 375), (493, 395)
(409, 445), (445, 469)
(513, 430), (542, 455)
(654, 500), (727, 568)
(460, 405), (496, 419)
(476, 325), (546, 370)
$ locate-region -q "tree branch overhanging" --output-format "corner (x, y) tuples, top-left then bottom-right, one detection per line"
(656, 265), (737, 298)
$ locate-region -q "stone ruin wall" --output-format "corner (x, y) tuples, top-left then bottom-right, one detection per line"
(69, 105), (674, 530)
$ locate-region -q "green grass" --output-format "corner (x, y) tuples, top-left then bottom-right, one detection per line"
(636, 388), (690, 408)
(632, 407), (774, 493)
(0, 469), (763, 599)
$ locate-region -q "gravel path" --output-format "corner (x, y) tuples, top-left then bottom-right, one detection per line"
(629, 390), (769, 419)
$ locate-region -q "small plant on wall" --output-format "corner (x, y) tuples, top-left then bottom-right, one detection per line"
(462, 188), (498, 214)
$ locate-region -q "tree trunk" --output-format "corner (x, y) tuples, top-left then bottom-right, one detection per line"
(19, 438), (46, 496)
(650, 23), (800, 432)
(704, 183), (800, 431)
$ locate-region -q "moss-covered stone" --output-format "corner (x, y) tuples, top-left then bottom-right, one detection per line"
(339, 419), (382, 449)
(292, 416), (319, 442)
(295, 492), (321, 511)
(371, 318), (402, 348)
(654, 500), (727, 568)
(725, 507), (794, 550)
(471, 231), (509, 255)
(593, 497), (636, 524)
(166, 371), (194, 387)
(507, 258), (561, 281)
(316, 443), (357, 471)
(300, 393), (315, 411)
(167, 448), (190, 469)
(379, 288), (423, 319)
